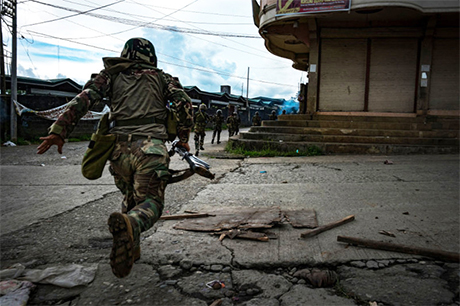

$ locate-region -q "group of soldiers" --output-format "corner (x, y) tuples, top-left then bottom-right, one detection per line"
(193, 105), (281, 156)
(193, 105), (241, 156)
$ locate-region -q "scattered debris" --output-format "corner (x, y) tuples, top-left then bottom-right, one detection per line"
(293, 268), (338, 287)
(337, 236), (460, 263)
(260, 171), (267, 174)
(206, 280), (225, 290)
(216, 229), (270, 242)
(0, 264), (98, 288)
(284, 209), (318, 228)
(210, 299), (223, 306)
(0, 280), (35, 306)
(173, 208), (321, 242)
(403, 212), (410, 215)
(300, 215), (355, 239)
(379, 230), (396, 238)
(173, 207), (282, 232)
(61, 156), (67, 159)
(2, 141), (16, 147)
(369, 302), (378, 306)
(384, 160), (393, 165)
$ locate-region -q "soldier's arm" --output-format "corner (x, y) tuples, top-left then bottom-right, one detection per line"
(48, 70), (111, 140)
(163, 73), (193, 145)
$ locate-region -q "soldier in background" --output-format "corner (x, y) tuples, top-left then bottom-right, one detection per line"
(36, 38), (193, 278)
(269, 110), (278, 120)
(193, 104), (210, 156)
(226, 112), (236, 137)
(234, 112), (241, 135)
(252, 111), (261, 126)
(211, 109), (224, 144)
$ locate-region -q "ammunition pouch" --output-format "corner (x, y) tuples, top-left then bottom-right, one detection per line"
(166, 108), (179, 142)
(81, 113), (116, 180)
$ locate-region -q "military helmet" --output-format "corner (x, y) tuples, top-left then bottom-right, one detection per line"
(255, 111), (259, 115)
(233, 112), (237, 116)
(121, 38), (157, 67)
(216, 109), (222, 114)
(199, 104), (207, 111)
(272, 110), (276, 114)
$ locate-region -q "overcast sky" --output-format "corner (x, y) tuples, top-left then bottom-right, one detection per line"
(2, 0), (307, 100)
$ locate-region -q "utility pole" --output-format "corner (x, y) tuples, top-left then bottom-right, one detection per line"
(246, 67), (250, 123)
(2, 0), (17, 141)
(10, 0), (17, 142)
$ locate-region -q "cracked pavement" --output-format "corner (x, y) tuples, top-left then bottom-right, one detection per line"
(0, 135), (459, 305)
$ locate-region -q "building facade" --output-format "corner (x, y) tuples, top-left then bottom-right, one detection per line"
(252, 0), (459, 117)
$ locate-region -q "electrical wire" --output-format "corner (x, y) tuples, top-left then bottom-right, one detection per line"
(23, 30), (297, 88)
(22, 0), (260, 38)
(23, 0), (125, 27)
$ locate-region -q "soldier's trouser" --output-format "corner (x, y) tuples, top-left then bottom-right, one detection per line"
(212, 128), (221, 143)
(109, 138), (170, 238)
(194, 132), (205, 150)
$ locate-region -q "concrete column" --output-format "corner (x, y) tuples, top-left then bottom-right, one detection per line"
(306, 19), (319, 115)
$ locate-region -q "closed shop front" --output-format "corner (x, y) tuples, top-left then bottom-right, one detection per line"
(368, 38), (418, 113)
(318, 37), (419, 113)
(319, 38), (367, 111)
(429, 38), (460, 111)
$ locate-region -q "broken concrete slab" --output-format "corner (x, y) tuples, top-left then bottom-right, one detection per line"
(231, 270), (292, 299)
(177, 271), (232, 301)
(279, 284), (356, 306)
(337, 263), (456, 305)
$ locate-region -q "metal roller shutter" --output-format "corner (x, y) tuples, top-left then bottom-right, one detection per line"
(429, 38), (460, 110)
(319, 38), (367, 111)
(368, 38), (418, 113)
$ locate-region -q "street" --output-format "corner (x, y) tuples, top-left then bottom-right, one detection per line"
(0, 132), (459, 306)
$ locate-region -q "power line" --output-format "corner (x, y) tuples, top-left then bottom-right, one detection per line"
(22, 0), (260, 39)
(23, 0), (125, 27)
(22, 30), (297, 88)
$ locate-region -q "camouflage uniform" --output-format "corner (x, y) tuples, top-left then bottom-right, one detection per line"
(48, 38), (193, 278)
(252, 112), (261, 126)
(269, 110), (278, 120)
(226, 114), (236, 137)
(234, 113), (241, 135)
(211, 109), (224, 144)
(193, 104), (210, 155)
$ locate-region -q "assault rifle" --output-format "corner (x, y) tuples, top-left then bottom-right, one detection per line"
(169, 140), (215, 180)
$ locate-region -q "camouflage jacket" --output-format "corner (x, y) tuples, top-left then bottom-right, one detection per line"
(49, 57), (194, 143)
(193, 111), (210, 133)
(212, 113), (224, 129)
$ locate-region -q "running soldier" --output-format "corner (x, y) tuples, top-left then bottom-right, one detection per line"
(37, 38), (194, 278)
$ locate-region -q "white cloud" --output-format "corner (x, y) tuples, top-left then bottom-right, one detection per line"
(5, 0), (305, 99)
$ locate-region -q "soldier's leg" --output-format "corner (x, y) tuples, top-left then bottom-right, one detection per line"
(200, 132), (205, 150)
(194, 133), (200, 155)
(211, 129), (216, 144)
(217, 129), (221, 144)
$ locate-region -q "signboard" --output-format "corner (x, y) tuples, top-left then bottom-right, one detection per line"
(276, 0), (351, 16)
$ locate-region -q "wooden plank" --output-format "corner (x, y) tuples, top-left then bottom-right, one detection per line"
(283, 209), (318, 228)
(173, 207), (281, 232)
(300, 215), (355, 238)
(337, 236), (460, 263)
(160, 213), (213, 220)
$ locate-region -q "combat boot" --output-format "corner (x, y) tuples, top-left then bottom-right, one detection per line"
(108, 212), (139, 278)
(200, 146), (205, 150)
(211, 138), (214, 144)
